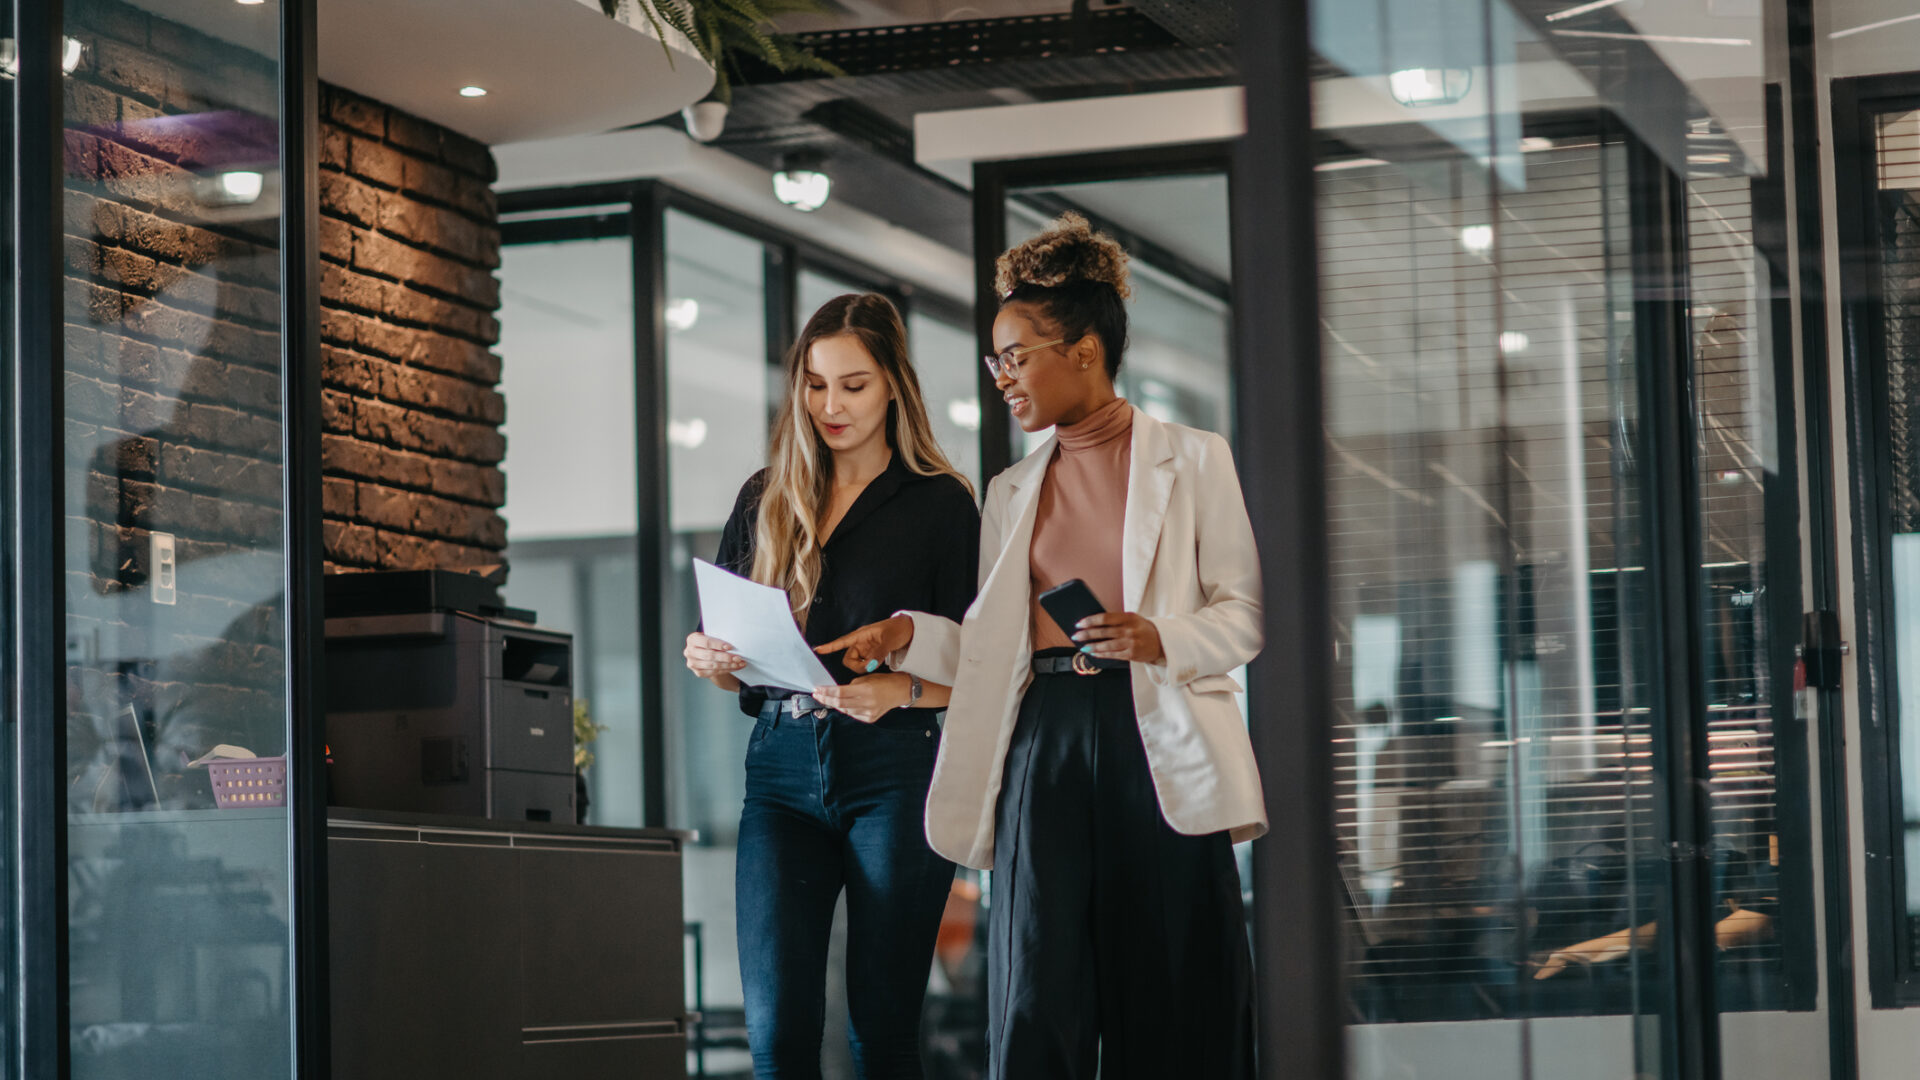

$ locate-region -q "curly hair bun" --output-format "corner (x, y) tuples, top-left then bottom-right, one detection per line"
(994, 212), (1132, 300)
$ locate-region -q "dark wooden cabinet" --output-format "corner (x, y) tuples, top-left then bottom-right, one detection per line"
(329, 811), (689, 1078)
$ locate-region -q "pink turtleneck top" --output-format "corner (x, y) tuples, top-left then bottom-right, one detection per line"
(1029, 397), (1133, 650)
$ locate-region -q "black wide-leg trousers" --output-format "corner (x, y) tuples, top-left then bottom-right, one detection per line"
(986, 662), (1255, 1080)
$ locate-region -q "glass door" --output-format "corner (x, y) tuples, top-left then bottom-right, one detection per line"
(57, 0), (300, 1076)
(1307, 1), (1832, 1077)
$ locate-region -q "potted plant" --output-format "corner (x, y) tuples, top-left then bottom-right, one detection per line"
(600, 0), (844, 141)
(572, 698), (609, 824)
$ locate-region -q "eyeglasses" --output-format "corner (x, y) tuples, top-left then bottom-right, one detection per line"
(982, 338), (1065, 380)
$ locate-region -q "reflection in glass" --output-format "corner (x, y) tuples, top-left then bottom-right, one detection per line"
(1687, 172), (1791, 1008)
(61, 1), (292, 1075)
(909, 311), (982, 490)
(1322, 133), (1664, 1068)
(798, 266), (860, 328)
(498, 234), (642, 825)
(1870, 103), (1920, 958)
(664, 209), (769, 1053)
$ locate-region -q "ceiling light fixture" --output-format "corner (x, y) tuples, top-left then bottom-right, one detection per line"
(1460, 224), (1494, 253)
(2, 36), (87, 78)
(1544, 0), (1628, 21)
(947, 398), (982, 432)
(1832, 11), (1920, 38)
(773, 151), (832, 213)
(1550, 29), (1751, 46)
(1498, 331), (1529, 355)
(237, 0), (267, 5)
(459, 85), (488, 98)
(667, 418), (708, 449)
(1387, 68), (1472, 108)
(665, 297), (700, 332)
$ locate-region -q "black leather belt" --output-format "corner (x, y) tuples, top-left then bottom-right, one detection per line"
(1031, 653), (1128, 676)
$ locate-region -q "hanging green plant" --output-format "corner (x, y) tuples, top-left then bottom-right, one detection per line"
(600, 0), (845, 108)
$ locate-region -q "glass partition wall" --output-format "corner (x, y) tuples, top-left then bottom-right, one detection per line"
(46, 0), (310, 1076)
(1300, 1), (1830, 1078)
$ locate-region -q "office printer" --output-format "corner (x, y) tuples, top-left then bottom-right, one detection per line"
(323, 570), (576, 823)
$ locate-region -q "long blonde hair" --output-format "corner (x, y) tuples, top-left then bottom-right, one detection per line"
(752, 293), (972, 618)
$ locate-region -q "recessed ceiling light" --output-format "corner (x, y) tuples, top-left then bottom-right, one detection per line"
(459, 85), (488, 98)
(237, 0), (266, 6)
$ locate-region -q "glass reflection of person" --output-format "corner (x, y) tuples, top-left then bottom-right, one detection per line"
(821, 215), (1266, 1078)
(681, 293), (979, 1079)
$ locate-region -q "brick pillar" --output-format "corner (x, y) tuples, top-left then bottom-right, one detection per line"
(316, 85), (508, 574)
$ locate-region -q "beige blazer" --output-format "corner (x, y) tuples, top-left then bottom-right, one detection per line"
(892, 406), (1267, 870)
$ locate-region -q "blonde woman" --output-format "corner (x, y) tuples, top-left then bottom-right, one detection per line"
(821, 217), (1264, 1078)
(682, 293), (979, 1079)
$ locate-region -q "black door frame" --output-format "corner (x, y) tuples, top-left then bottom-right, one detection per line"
(12, 0), (70, 1076)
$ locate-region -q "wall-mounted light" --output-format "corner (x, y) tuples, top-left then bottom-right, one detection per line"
(190, 170), (266, 207)
(1460, 224), (1494, 253)
(773, 151), (832, 213)
(0, 36), (86, 78)
(1387, 67), (1472, 108)
(665, 297), (700, 332)
(459, 85), (489, 98)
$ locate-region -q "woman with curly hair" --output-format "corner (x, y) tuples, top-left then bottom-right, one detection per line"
(818, 215), (1264, 1078)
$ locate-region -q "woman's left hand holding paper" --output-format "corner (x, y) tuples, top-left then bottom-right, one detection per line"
(811, 674), (912, 723)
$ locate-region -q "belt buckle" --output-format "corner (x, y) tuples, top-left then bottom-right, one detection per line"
(1071, 651), (1099, 676)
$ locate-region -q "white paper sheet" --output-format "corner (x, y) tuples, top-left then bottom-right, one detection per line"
(693, 559), (837, 694)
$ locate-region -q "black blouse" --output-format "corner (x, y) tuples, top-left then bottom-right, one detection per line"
(712, 452), (980, 718)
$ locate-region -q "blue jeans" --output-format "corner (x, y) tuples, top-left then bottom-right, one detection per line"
(736, 702), (956, 1079)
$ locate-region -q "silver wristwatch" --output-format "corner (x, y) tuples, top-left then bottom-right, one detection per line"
(907, 673), (923, 708)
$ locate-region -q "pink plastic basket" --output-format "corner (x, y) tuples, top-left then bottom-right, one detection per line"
(206, 756), (287, 809)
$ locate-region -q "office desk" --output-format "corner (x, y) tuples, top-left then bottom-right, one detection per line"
(329, 810), (691, 1079)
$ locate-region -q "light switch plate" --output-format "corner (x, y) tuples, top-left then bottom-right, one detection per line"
(150, 531), (176, 605)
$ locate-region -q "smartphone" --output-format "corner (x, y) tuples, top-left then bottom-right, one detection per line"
(1038, 579), (1107, 640)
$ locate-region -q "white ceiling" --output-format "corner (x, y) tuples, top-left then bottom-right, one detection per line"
(127, 0), (714, 145)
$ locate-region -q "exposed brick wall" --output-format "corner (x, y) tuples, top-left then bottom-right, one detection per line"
(317, 86), (507, 573)
(60, 0), (507, 779)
